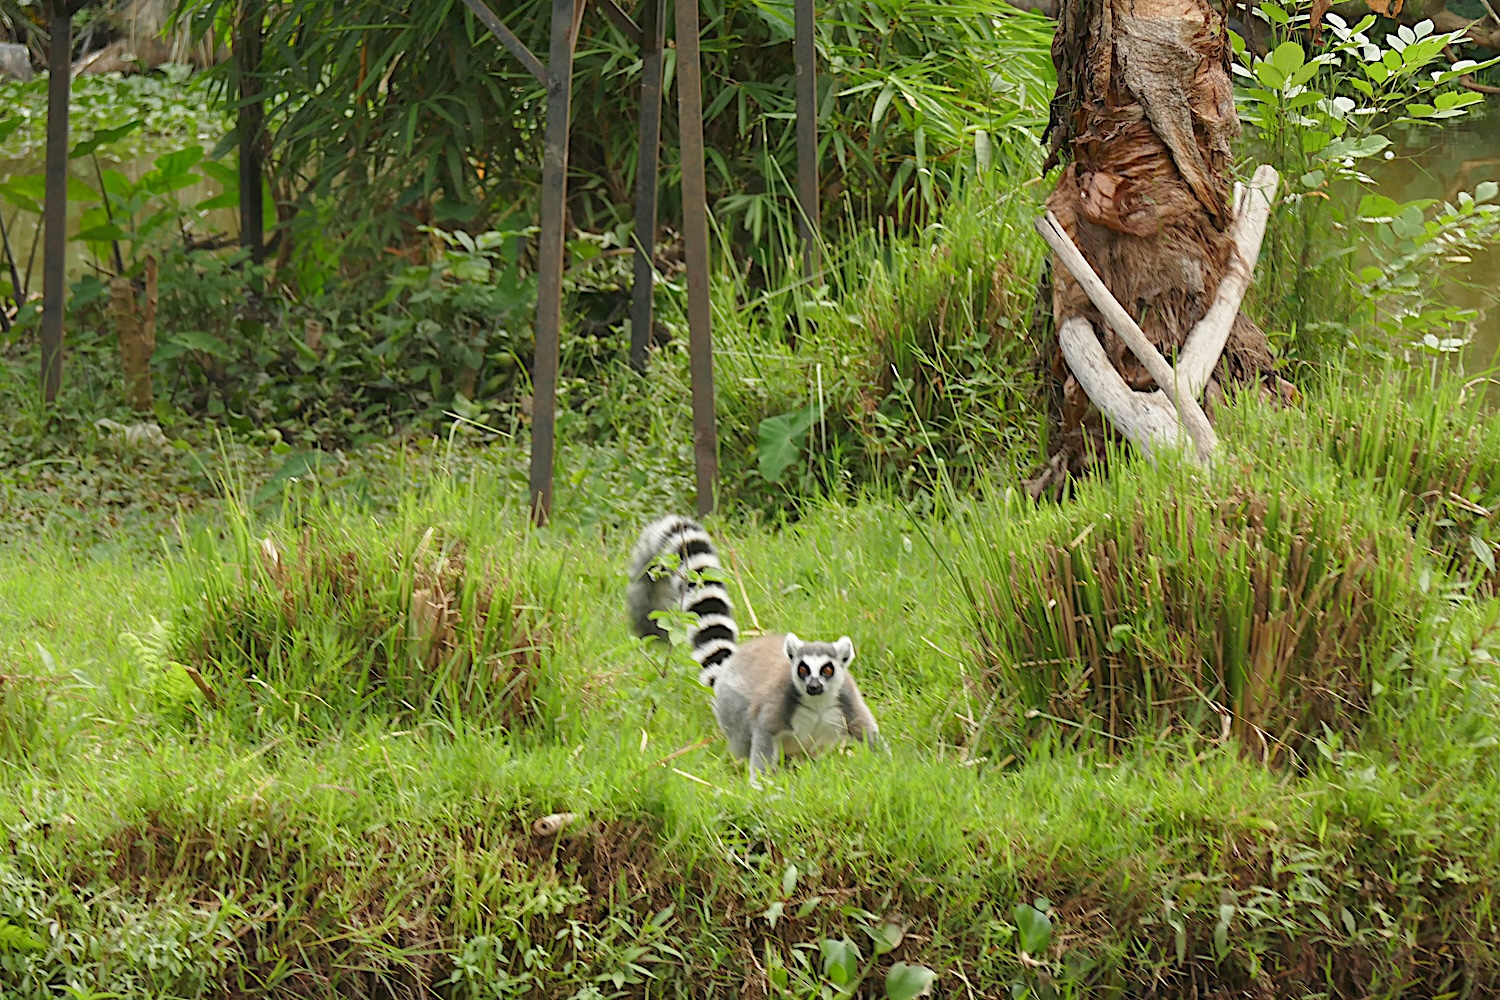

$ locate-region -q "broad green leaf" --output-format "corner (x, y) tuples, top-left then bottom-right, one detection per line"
(1013, 903), (1052, 955)
(820, 937), (861, 987)
(1213, 903), (1234, 960)
(73, 222), (129, 243)
(1476, 181), (1498, 204)
(67, 175), (100, 202)
(758, 404), (819, 484)
(1253, 60), (1286, 90)
(885, 963), (936, 1000)
(69, 119), (144, 159)
(153, 145), (205, 180)
(199, 160), (239, 189)
(867, 921), (904, 955)
(1357, 194), (1400, 219)
(1322, 135), (1390, 161)
(100, 168), (136, 200)
(0, 176), (44, 213)
(1270, 41), (1305, 76)
(872, 83), (895, 127)
(196, 191), (240, 211)
(1470, 535), (1495, 574)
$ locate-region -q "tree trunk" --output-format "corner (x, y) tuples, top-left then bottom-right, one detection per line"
(40, 0), (73, 404)
(1036, 0), (1284, 480)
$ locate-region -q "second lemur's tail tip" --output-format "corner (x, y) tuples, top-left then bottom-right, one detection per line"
(625, 515), (740, 685)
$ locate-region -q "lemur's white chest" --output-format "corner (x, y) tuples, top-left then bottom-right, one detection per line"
(778, 696), (849, 758)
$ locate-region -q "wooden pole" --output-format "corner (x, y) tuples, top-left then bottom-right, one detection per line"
(675, 0), (718, 517)
(793, 0), (820, 279)
(40, 0), (72, 404)
(528, 0), (578, 525)
(628, 0), (667, 371)
(237, 0), (265, 265)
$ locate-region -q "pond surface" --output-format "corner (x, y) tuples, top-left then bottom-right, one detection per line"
(0, 151), (234, 294)
(1372, 116), (1500, 378)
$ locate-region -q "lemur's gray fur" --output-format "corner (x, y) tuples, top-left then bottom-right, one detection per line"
(627, 515), (883, 779)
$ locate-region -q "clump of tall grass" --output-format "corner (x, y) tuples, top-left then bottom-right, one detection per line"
(958, 452), (1434, 764)
(165, 487), (559, 736)
(849, 181), (1050, 492)
(1227, 366), (1500, 589)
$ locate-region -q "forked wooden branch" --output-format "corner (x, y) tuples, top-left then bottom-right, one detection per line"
(1039, 164), (1280, 461)
(1035, 213), (1218, 461)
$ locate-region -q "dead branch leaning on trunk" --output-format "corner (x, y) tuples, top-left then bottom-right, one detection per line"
(1038, 0), (1283, 474)
(1041, 166), (1279, 463)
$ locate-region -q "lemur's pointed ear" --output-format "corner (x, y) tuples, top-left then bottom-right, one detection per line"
(783, 633), (802, 662)
(834, 636), (855, 666)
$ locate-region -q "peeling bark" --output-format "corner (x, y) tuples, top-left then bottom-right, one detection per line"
(1039, 0), (1284, 477)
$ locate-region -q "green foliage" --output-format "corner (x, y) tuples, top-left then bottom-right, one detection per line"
(5, 374), (1500, 996)
(0, 919), (44, 955)
(0, 65), (222, 161)
(846, 179), (1048, 493)
(961, 446), (1434, 764)
(758, 401), (820, 485)
(1233, 4), (1500, 363)
(169, 0), (1052, 283)
(376, 225), (538, 407)
(1226, 365), (1500, 590)
(165, 484), (563, 737)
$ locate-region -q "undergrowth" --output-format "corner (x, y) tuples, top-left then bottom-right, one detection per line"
(2, 372), (1500, 996)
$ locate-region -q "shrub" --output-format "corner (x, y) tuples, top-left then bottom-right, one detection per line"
(960, 453), (1435, 764)
(1227, 367), (1500, 590)
(167, 493), (557, 736)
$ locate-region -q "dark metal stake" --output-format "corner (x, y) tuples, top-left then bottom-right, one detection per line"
(462, 0), (547, 85)
(238, 0), (266, 266)
(674, 0), (719, 517)
(40, 0), (73, 404)
(528, 0), (579, 526)
(794, 0), (820, 279)
(628, 0), (666, 371)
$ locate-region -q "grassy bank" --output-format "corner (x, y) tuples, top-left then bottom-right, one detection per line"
(1, 368), (1499, 998)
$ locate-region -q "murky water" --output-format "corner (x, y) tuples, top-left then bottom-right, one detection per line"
(0, 152), (234, 293)
(1372, 116), (1500, 375)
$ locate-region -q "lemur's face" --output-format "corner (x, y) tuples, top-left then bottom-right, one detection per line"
(784, 633), (855, 699)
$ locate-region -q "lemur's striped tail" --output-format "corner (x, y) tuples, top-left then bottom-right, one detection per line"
(626, 515), (738, 686)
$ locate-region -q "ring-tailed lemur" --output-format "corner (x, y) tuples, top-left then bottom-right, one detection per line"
(627, 515), (883, 779)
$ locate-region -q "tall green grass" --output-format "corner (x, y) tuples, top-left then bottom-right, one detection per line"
(164, 480), (571, 739)
(3, 372), (1500, 996)
(958, 449), (1433, 766)
(602, 174), (1052, 510)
